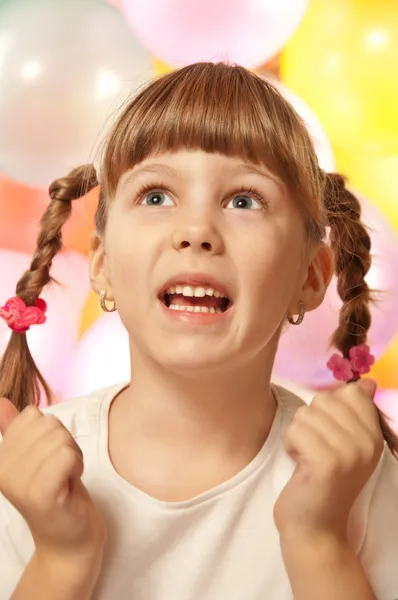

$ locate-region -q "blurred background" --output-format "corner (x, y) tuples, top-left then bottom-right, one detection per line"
(0, 0), (397, 430)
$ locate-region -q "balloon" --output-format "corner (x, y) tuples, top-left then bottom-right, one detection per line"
(0, 176), (49, 253)
(152, 57), (173, 77)
(264, 77), (335, 172)
(370, 336), (398, 390)
(274, 197), (398, 387)
(62, 186), (99, 256)
(334, 151), (398, 232)
(0, 0), (152, 188)
(79, 290), (103, 338)
(0, 251), (91, 402)
(121, 0), (309, 68)
(66, 313), (130, 398)
(0, 175), (99, 255)
(375, 389), (398, 435)
(281, 0), (398, 155)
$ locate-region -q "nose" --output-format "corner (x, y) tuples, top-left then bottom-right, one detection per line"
(171, 219), (224, 255)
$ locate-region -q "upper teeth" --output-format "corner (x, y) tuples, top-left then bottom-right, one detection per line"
(165, 285), (226, 299)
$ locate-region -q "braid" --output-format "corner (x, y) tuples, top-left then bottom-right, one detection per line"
(0, 164), (98, 411)
(324, 172), (398, 458)
(324, 173), (372, 357)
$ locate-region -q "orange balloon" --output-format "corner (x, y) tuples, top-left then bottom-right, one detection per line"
(63, 186), (99, 255)
(0, 176), (49, 252)
(0, 174), (99, 255)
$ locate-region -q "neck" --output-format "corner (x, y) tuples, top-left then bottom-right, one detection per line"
(112, 341), (278, 461)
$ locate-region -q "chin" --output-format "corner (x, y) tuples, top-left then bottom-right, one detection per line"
(153, 341), (233, 374)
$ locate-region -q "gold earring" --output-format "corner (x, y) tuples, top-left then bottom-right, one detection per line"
(100, 289), (117, 313)
(288, 301), (305, 326)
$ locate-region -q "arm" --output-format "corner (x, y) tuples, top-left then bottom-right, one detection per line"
(281, 533), (376, 600)
(10, 551), (103, 600)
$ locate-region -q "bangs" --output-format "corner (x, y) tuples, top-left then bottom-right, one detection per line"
(102, 62), (318, 198)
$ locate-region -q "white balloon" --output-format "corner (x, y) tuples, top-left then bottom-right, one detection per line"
(264, 77), (335, 172)
(66, 312), (130, 399)
(0, 0), (152, 187)
(0, 250), (91, 401)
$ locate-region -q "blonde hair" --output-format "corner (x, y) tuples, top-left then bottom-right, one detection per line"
(1, 62), (396, 456)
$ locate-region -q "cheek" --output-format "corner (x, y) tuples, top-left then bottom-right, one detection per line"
(105, 216), (159, 301)
(234, 219), (305, 306)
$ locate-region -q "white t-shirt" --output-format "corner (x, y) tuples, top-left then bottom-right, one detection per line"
(0, 382), (397, 600)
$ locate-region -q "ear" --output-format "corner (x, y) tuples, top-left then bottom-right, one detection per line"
(89, 230), (114, 300)
(290, 242), (334, 314)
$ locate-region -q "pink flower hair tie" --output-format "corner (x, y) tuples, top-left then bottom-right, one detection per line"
(327, 344), (375, 382)
(0, 297), (47, 334)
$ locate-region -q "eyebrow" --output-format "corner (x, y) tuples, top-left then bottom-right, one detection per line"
(123, 164), (178, 185)
(122, 161), (284, 190)
(234, 164), (285, 190)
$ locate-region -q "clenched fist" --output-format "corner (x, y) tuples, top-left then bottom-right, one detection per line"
(0, 398), (106, 563)
(274, 379), (383, 539)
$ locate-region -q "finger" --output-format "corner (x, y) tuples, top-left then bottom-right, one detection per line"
(297, 406), (365, 462)
(356, 378), (377, 398)
(24, 424), (83, 480)
(27, 444), (84, 510)
(318, 395), (384, 466)
(334, 380), (380, 431)
(1, 404), (42, 441)
(284, 409), (335, 466)
(0, 409), (57, 467)
(8, 427), (83, 506)
(311, 394), (375, 440)
(20, 414), (82, 459)
(0, 398), (19, 436)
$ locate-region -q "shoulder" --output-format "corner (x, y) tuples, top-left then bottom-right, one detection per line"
(41, 380), (128, 440)
(349, 447), (398, 598)
(272, 382), (309, 425)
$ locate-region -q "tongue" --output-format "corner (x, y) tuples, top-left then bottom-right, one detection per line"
(169, 294), (220, 308)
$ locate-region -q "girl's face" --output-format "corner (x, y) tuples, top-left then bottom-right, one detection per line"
(90, 149), (330, 372)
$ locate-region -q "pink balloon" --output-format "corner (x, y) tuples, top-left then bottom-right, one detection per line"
(66, 313), (130, 398)
(375, 389), (398, 434)
(0, 250), (91, 402)
(274, 197), (398, 387)
(121, 0), (309, 68)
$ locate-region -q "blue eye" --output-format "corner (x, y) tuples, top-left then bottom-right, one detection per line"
(141, 191), (174, 206)
(226, 194), (262, 210)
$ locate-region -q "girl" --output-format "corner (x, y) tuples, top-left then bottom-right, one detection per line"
(0, 62), (397, 600)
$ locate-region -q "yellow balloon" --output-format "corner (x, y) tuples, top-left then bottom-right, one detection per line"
(152, 56), (173, 77)
(335, 150), (398, 231)
(79, 290), (102, 338)
(371, 335), (398, 389)
(281, 0), (398, 155)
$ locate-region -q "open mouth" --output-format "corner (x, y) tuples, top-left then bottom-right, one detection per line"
(160, 285), (231, 314)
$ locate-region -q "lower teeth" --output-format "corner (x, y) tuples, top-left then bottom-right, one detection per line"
(168, 304), (222, 314)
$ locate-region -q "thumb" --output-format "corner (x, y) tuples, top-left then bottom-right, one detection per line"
(356, 378), (377, 399)
(0, 397), (19, 436)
